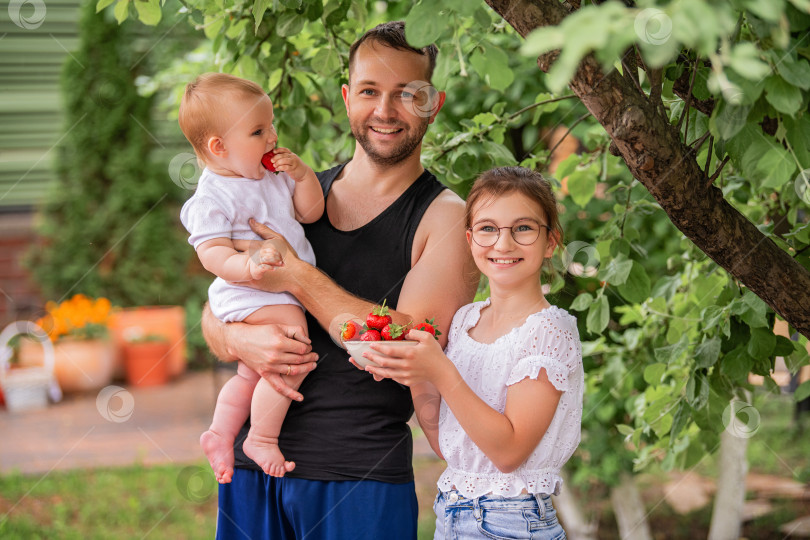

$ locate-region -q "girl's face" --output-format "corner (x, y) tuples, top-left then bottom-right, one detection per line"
(466, 191), (557, 290)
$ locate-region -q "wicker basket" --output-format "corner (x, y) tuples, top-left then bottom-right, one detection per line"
(0, 321), (62, 412)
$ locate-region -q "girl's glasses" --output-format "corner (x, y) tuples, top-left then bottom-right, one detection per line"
(468, 221), (550, 247)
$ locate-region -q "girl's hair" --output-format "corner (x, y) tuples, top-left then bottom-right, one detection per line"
(178, 73), (267, 161)
(465, 166), (563, 269)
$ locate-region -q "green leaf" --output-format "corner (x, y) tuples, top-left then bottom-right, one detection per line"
(586, 295), (610, 335)
(133, 0), (161, 25)
(114, 0), (129, 23)
(469, 45), (514, 92)
(280, 0), (301, 7)
(267, 68), (283, 91)
(203, 14), (224, 40)
(756, 146), (796, 189)
(774, 335), (797, 357)
(721, 346), (754, 383)
(796, 380), (810, 402)
(710, 100), (751, 141)
(695, 337), (721, 369)
(655, 334), (690, 363)
(644, 363), (667, 385)
(764, 75), (804, 115)
(276, 11), (306, 37)
(252, 0), (271, 31)
(739, 291), (769, 328)
(744, 0), (786, 22)
(598, 254), (633, 286)
(567, 168), (596, 207)
(570, 293), (593, 312)
(729, 42), (772, 80)
(404, 2), (444, 48)
(669, 401), (690, 442)
(96, 0), (116, 12)
(786, 341), (810, 373)
(616, 424), (635, 436)
(617, 261), (652, 304)
(777, 57), (810, 90)
(324, 0), (350, 27)
(311, 47), (340, 77)
(554, 154), (580, 180)
(472, 113), (498, 127)
(748, 327), (777, 360)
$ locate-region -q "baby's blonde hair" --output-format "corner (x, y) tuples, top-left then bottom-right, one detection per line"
(178, 73), (267, 161)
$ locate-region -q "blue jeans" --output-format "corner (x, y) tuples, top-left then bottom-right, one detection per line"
(433, 489), (566, 540)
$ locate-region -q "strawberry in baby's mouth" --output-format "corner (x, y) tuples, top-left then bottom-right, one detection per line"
(261, 150), (276, 172)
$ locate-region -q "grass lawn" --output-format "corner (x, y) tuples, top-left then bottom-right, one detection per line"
(1, 392), (807, 538)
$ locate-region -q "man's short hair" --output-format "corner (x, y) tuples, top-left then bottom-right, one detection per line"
(348, 21), (438, 82)
(178, 73), (267, 160)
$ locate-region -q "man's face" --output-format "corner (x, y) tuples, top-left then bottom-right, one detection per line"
(342, 42), (445, 167)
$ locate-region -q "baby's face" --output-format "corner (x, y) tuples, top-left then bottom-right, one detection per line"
(215, 93), (277, 179)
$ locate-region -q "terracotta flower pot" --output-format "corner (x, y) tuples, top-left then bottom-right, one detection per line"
(20, 337), (114, 393)
(123, 341), (170, 387)
(109, 306), (186, 379)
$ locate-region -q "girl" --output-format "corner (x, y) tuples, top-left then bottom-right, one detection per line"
(363, 166), (583, 539)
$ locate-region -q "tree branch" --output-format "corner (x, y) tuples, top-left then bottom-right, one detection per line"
(485, 0), (810, 339)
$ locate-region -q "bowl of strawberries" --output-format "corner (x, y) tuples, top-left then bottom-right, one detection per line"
(341, 301), (440, 368)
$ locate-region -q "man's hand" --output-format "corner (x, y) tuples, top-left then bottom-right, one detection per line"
(208, 310), (318, 401)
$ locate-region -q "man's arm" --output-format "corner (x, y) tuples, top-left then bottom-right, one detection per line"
(247, 190), (479, 347)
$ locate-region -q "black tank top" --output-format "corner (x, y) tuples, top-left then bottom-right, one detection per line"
(233, 162), (446, 483)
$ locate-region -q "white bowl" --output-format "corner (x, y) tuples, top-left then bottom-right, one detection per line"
(344, 340), (418, 368)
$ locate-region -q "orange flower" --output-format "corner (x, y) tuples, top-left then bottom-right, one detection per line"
(35, 294), (115, 342)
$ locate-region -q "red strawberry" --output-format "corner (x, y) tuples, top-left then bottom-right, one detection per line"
(366, 301), (392, 330)
(340, 320), (361, 341)
(381, 322), (408, 341)
(413, 318), (441, 340)
(360, 329), (381, 341)
(261, 150), (276, 172)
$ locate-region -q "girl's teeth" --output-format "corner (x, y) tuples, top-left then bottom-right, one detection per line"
(492, 259), (518, 264)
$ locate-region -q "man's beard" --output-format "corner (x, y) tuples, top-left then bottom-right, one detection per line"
(351, 117), (429, 166)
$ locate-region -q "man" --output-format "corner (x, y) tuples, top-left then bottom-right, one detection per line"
(203, 21), (479, 539)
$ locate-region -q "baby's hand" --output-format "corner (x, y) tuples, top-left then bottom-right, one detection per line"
(268, 147), (313, 183)
(248, 240), (284, 279)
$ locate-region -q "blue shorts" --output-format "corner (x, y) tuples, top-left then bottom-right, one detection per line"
(433, 489), (566, 540)
(216, 468), (418, 540)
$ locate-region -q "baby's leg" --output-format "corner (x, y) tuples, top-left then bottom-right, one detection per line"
(201, 361), (259, 484)
(240, 304), (309, 477)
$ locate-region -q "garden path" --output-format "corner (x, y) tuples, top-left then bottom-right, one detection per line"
(0, 370), (435, 475)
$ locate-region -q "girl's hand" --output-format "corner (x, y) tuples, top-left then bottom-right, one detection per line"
(268, 147), (313, 183)
(363, 329), (451, 387)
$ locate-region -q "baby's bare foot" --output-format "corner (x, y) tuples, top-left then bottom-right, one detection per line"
(243, 435), (295, 477)
(200, 430), (234, 484)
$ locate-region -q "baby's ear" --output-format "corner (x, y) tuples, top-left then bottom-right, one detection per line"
(207, 136), (227, 158)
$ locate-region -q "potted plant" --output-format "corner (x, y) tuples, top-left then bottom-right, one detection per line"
(20, 294), (116, 393)
(121, 328), (170, 387)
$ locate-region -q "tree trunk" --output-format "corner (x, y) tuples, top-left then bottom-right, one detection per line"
(609, 471), (653, 540)
(553, 470), (598, 540)
(708, 408), (750, 540)
(485, 0), (810, 339)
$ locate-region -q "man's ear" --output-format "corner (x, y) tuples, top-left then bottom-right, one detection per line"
(341, 84), (350, 114)
(207, 136), (227, 158)
(428, 90), (446, 125)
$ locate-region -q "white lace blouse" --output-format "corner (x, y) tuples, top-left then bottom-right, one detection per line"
(437, 299), (584, 498)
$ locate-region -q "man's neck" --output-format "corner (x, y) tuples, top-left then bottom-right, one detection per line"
(343, 144), (425, 195)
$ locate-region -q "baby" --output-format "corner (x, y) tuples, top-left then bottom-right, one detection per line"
(178, 73), (324, 482)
